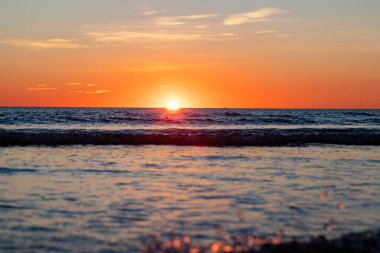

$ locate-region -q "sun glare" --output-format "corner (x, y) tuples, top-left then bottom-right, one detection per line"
(167, 101), (180, 111)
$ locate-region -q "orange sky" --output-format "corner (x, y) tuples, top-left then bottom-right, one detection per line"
(0, 0), (379, 108)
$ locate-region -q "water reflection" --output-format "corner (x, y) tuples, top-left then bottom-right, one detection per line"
(0, 145), (379, 252)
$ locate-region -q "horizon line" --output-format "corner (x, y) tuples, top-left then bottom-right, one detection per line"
(0, 106), (379, 110)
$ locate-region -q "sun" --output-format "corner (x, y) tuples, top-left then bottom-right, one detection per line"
(166, 100), (180, 111)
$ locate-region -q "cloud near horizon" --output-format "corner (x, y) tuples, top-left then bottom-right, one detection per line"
(27, 84), (58, 91)
(84, 90), (109, 94)
(125, 62), (211, 72)
(69, 89), (109, 94)
(224, 8), (286, 25)
(0, 38), (88, 49)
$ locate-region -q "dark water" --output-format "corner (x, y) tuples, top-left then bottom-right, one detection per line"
(0, 108), (379, 146)
(1, 108), (379, 127)
(0, 108), (379, 252)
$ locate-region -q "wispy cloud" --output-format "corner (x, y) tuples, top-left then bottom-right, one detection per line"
(28, 87), (58, 91)
(224, 8), (286, 25)
(275, 33), (292, 38)
(86, 30), (205, 42)
(70, 89), (109, 94)
(126, 62), (210, 72)
(67, 82), (108, 94)
(84, 90), (109, 94)
(27, 84), (58, 91)
(220, 33), (235, 37)
(85, 28), (239, 42)
(154, 14), (218, 26)
(0, 38), (88, 49)
(254, 30), (292, 38)
(142, 10), (165, 16)
(195, 25), (209, 29)
(255, 30), (277, 34)
(66, 82), (96, 87)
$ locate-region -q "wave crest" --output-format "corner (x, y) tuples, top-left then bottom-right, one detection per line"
(1, 128), (379, 146)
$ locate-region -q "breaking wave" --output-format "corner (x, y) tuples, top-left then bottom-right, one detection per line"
(1, 128), (379, 146)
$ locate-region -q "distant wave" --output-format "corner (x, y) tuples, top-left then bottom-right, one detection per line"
(1, 108), (379, 126)
(1, 128), (379, 146)
(0, 167), (38, 174)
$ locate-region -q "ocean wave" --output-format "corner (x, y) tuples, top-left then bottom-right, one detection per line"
(0, 128), (379, 146)
(0, 167), (38, 174)
(2, 108), (379, 127)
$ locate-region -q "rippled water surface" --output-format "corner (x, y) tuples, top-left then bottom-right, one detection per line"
(0, 145), (379, 252)
(1, 108), (380, 146)
(1, 108), (379, 129)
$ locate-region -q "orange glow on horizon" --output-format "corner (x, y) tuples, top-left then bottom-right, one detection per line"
(0, 1), (379, 109)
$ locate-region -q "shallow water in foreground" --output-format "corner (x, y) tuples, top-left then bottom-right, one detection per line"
(0, 145), (379, 252)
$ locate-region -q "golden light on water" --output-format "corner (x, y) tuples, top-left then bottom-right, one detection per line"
(167, 101), (180, 111)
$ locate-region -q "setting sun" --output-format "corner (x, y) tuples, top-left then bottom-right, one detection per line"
(167, 101), (180, 111)
(0, 1), (379, 252)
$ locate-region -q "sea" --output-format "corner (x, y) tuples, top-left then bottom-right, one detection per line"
(0, 108), (379, 252)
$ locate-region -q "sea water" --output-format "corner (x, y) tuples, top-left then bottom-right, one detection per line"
(0, 108), (379, 252)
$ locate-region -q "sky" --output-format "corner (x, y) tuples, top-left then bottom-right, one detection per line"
(0, 0), (379, 108)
